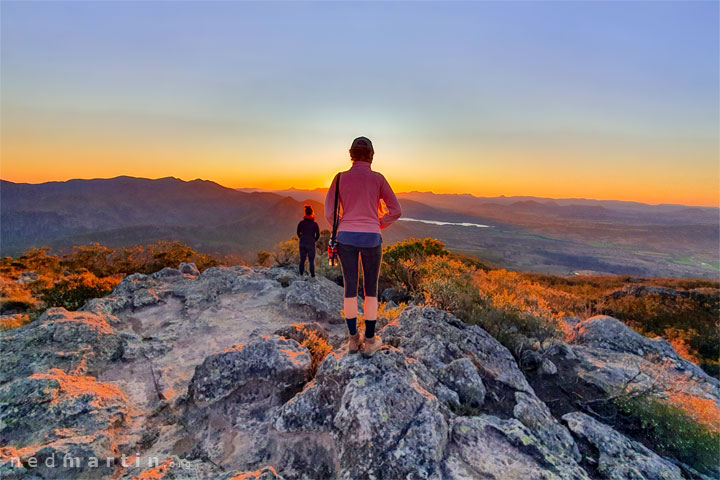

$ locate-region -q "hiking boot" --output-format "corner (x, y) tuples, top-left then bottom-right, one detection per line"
(362, 335), (382, 357)
(348, 332), (362, 354)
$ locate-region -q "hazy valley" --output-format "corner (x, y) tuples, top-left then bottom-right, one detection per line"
(2, 176), (718, 278)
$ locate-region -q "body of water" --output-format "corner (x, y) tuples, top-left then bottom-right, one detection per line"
(399, 218), (491, 228)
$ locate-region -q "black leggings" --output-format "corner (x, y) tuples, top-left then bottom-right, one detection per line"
(337, 242), (382, 298)
(299, 244), (316, 275)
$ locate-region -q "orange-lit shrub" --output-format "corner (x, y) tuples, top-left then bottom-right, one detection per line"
(382, 238), (448, 292)
(40, 271), (121, 311)
(299, 328), (332, 377)
(272, 238), (300, 267)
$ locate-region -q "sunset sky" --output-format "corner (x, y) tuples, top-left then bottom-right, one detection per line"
(1, 1), (718, 206)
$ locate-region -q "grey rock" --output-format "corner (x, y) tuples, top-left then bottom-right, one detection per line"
(385, 300), (400, 310)
(607, 285), (688, 300)
(380, 287), (410, 304)
(444, 415), (591, 480)
(382, 307), (579, 461)
(284, 276), (351, 324)
(178, 262), (200, 276)
(276, 348), (449, 480)
(568, 315), (679, 358)
(436, 357), (486, 409)
(0, 372), (127, 447)
(150, 267), (183, 279)
(0, 307), (123, 385)
(3, 432), (118, 479)
(540, 358), (558, 375)
(563, 412), (684, 480)
(520, 349), (544, 370)
(566, 315), (720, 406)
(266, 266), (302, 286)
(188, 335), (311, 405)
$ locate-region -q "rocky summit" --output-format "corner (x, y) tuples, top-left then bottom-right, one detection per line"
(0, 265), (718, 479)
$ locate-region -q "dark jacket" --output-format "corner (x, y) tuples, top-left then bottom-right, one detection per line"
(297, 218), (320, 247)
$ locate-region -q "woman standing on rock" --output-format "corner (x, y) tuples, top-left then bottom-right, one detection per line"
(324, 136), (402, 356)
(297, 204), (320, 277)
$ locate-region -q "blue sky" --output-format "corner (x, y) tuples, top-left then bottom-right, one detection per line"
(1, 1), (718, 205)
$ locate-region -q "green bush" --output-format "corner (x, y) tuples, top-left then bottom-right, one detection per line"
(272, 238), (300, 267)
(316, 229), (331, 255)
(382, 238), (448, 292)
(256, 250), (271, 266)
(40, 281), (115, 311)
(419, 256), (481, 314)
(416, 254), (561, 348)
(613, 395), (720, 475)
(466, 303), (560, 348)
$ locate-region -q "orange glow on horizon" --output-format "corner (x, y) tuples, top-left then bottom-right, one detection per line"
(2, 168), (717, 207)
(1, 136), (717, 207)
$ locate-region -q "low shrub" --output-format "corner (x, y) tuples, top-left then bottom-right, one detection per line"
(300, 328), (333, 377)
(419, 256), (481, 314)
(382, 238), (448, 292)
(613, 395), (720, 475)
(256, 250), (272, 267)
(466, 303), (561, 348)
(272, 238), (300, 268)
(40, 273), (120, 311)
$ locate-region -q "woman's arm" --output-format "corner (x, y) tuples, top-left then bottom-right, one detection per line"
(324, 174), (339, 227)
(379, 175), (402, 229)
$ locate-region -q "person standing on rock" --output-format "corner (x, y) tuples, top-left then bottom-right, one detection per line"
(324, 136), (402, 356)
(297, 204), (320, 277)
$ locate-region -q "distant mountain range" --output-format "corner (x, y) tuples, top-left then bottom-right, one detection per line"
(2, 176), (718, 278)
(241, 187), (719, 225)
(0, 176), (328, 259)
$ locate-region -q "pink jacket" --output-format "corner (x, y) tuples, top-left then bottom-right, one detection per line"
(324, 161), (402, 234)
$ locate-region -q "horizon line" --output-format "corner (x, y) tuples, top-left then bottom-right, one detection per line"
(1, 174), (718, 210)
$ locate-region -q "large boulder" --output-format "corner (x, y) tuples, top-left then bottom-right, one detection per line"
(0, 307), (124, 385)
(188, 335), (311, 405)
(382, 307), (580, 462)
(178, 262), (200, 276)
(0, 369), (128, 479)
(182, 336), (336, 479)
(568, 315), (681, 358)
(83, 265), (278, 315)
(276, 348), (449, 480)
(444, 415), (590, 479)
(0, 369), (127, 447)
(566, 315), (720, 407)
(283, 276), (349, 324)
(273, 306), (591, 479)
(563, 412), (683, 480)
(522, 315), (720, 478)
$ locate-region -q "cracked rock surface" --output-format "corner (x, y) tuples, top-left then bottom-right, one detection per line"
(0, 265), (714, 479)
